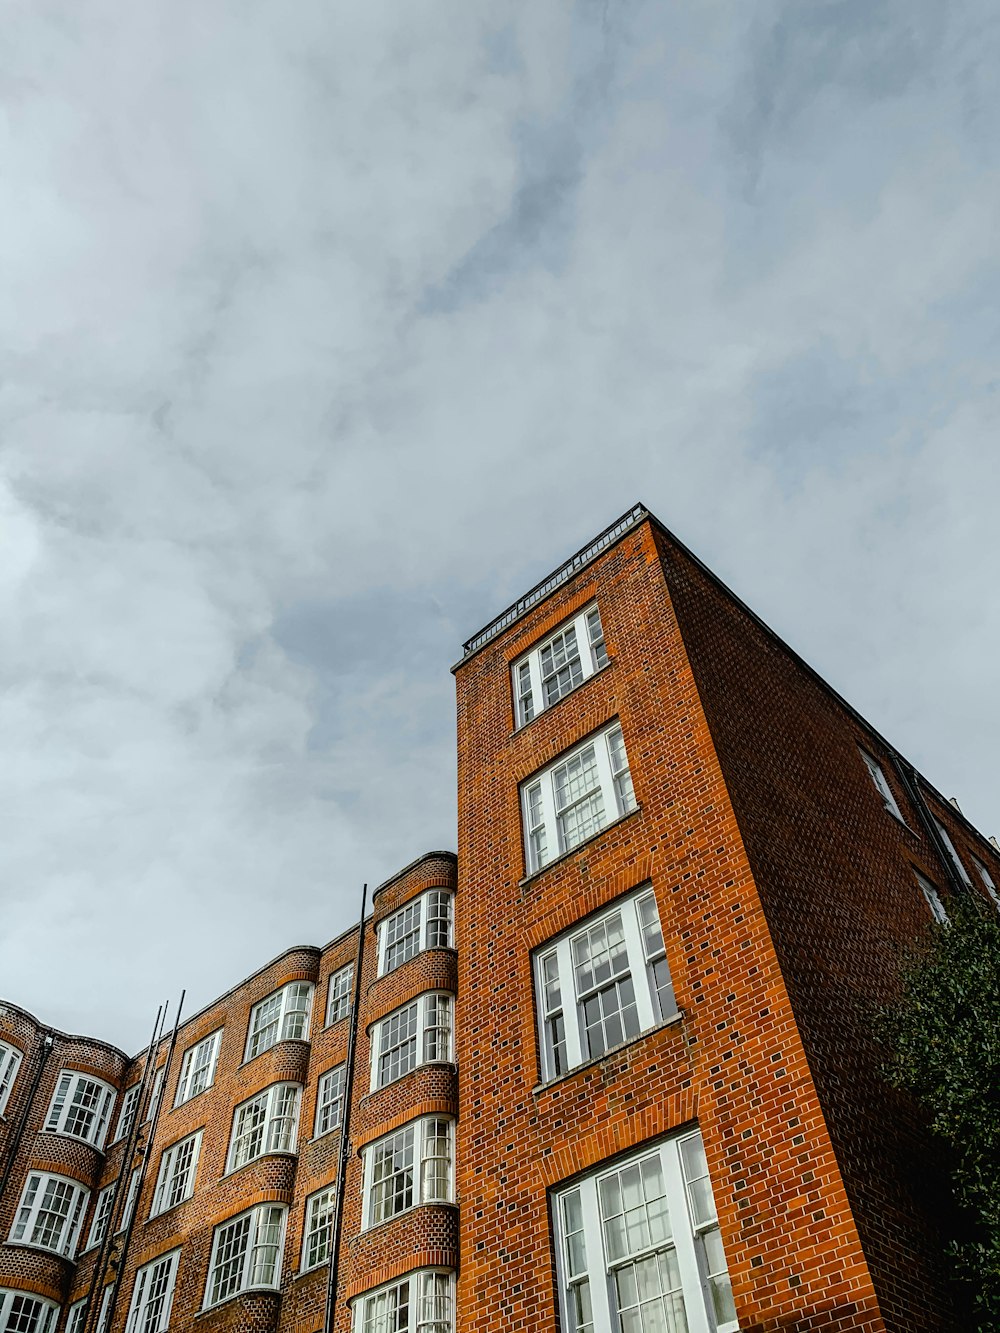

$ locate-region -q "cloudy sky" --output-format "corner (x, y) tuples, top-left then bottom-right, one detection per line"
(2, 1), (998, 1051)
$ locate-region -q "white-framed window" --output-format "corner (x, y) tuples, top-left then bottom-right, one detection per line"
(0, 1290), (58, 1333)
(85, 1181), (117, 1250)
(378, 892), (454, 976)
(227, 1083), (301, 1171)
(301, 1186), (335, 1272)
(535, 887), (676, 1082)
(245, 983), (314, 1061)
(44, 1070), (116, 1148)
(522, 721), (636, 875)
(95, 1286), (113, 1333)
(513, 604), (609, 728)
(370, 993), (453, 1092)
(326, 965), (354, 1024)
(204, 1204), (286, 1308)
(114, 1083), (142, 1143)
(125, 1248), (181, 1333)
(9, 1171), (89, 1258)
(916, 871), (949, 925)
(363, 1117), (454, 1229)
(66, 1299), (87, 1333)
(144, 1068), (164, 1123)
(933, 819), (973, 889)
(973, 857), (1000, 910)
(859, 749), (905, 823)
(174, 1030), (223, 1105)
(352, 1270), (454, 1333)
(151, 1131), (202, 1216)
(117, 1167), (141, 1234)
(0, 1042), (23, 1117)
(314, 1065), (345, 1138)
(553, 1129), (738, 1333)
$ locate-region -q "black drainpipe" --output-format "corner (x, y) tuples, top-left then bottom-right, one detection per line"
(0, 1026), (54, 1202)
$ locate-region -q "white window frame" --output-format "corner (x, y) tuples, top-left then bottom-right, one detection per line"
(151, 1131), (203, 1217)
(117, 1167), (141, 1235)
(203, 1204), (286, 1309)
(113, 1083), (142, 1143)
(326, 964), (354, 1025)
(351, 1270), (455, 1333)
(95, 1286), (113, 1333)
(521, 721), (637, 876)
(0, 1290), (58, 1333)
(85, 1181), (117, 1251)
(553, 1130), (739, 1333)
(144, 1068), (164, 1124)
(44, 1070), (116, 1148)
(534, 886), (677, 1083)
(377, 891), (455, 977)
(245, 983), (314, 1061)
(174, 1029), (223, 1106)
(9, 1171), (89, 1258)
(226, 1083), (301, 1172)
(512, 603), (609, 728)
(0, 1042), (23, 1117)
(301, 1186), (335, 1272)
(66, 1299), (87, 1333)
(973, 857), (1000, 911)
(933, 818), (973, 889)
(859, 749), (905, 823)
(362, 1116), (454, 1230)
(314, 1065), (345, 1138)
(125, 1248), (181, 1333)
(370, 993), (454, 1092)
(916, 870), (949, 925)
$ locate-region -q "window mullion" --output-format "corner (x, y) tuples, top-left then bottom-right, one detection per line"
(557, 938), (585, 1071)
(539, 772), (559, 859)
(573, 612), (594, 683)
(579, 1175), (613, 1333)
(527, 653), (543, 722)
(662, 1144), (713, 1333)
(620, 905), (657, 1031)
(592, 736), (617, 819)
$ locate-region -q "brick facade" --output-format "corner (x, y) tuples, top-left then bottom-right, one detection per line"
(2, 505), (996, 1332)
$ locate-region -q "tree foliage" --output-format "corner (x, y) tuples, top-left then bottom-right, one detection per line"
(882, 895), (1000, 1325)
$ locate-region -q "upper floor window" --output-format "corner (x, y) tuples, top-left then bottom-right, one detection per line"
(378, 891), (454, 976)
(553, 1130), (738, 1333)
(113, 1083), (142, 1143)
(10, 1171), (89, 1258)
(45, 1070), (116, 1148)
(0, 1041), (22, 1116)
(974, 857), (1000, 911)
(0, 1291), (58, 1333)
(522, 721), (636, 876)
(126, 1248), (180, 1333)
(227, 1083), (301, 1171)
(66, 1299), (86, 1333)
(302, 1186), (335, 1272)
(85, 1181), (117, 1250)
(513, 604), (608, 728)
(933, 819), (973, 889)
(117, 1167), (141, 1235)
(370, 993), (453, 1091)
(314, 1065), (345, 1138)
(245, 982), (313, 1061)
(352, 1271), (454, 1333)
(326, 964), (354, 1024)
(535, 887), (676, 1082)
(175, 1030), (223, 1105)
(151, 1131), (203, 1216)
(204, 1204), (286, 1308)
(916, 870), (949, 925)
(363, 1117), (454, 1229)
(859, 749), (905, 823)
(145, 1068), (164, 1123)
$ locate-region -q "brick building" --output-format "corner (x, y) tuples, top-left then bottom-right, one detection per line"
(2, 502), (998, 1333)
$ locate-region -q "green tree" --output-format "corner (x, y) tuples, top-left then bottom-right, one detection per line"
(882, 895), (1000, 1326)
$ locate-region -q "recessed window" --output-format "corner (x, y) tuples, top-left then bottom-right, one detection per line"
(363, 1117), (454, 1229)
(126, 1248), (180, 1333)
(933, 818), (973, 889)
(113, 1084), (141, 1143)
(44, 1070), (116, 1148)
(301, 1186), (335, 1272)
(0, 1290), (58, 1333)
(370, 993), (453, 1091)
(916, 871), (949, 925)
(326, 964), (354, 1024)
(227, 1083), (301, 1171)
(859, 749), (905, 823)
(117, 1167), (141, 1235)
(174, 1030), (223, 1106)
(0, 1041), (22, 1117)
(314, 1065), (345, 1138)
(512, 604), (608, 728)
(352, 1270), (454, 1333)
(85, 1181), (117, 1251)
(151, 1131), (203, 1216)
(521, 721), (636, 875)
(66, 1299), (86, 1333)
(9, 1171), (89, 1258)
(535, 886), (676, 1082)
(973, 857), (1000, 911)
(553, 1130), (738, 1333)
(204, 1204), (286, 1308)
(378, 891), (454, 977)
(245, 982), (314, 1061)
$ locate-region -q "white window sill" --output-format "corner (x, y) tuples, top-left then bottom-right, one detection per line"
(511, 658), (615, 737)
(520, 805), (643, 886)
(198, 1286), (281, 1316)
(532, 1010), (685, 1095)
(365, 1059), (457, 1099)
(38, 1128), (106, 1152)
(360, 1197), (457, 1238)
(221, 1150), (298, 1180)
